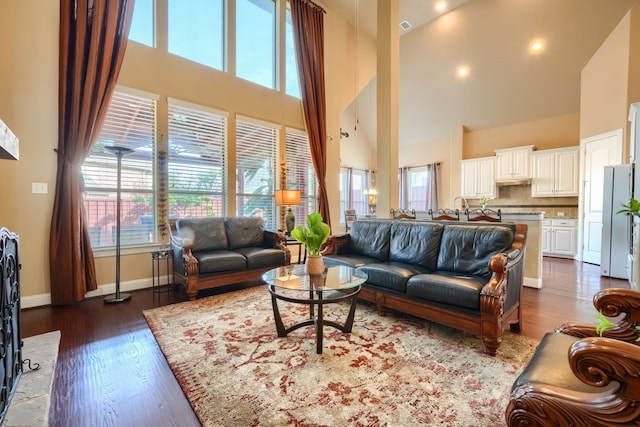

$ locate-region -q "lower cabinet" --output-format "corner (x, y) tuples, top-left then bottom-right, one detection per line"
(542, 218), (577, 258)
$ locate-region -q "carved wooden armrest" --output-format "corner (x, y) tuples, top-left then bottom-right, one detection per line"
(321, 234), (350, 256)
(557, 288), (640, 343)
(570, 337), (640, 400)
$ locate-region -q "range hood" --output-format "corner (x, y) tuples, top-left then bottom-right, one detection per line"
(495, 178), (531, 186)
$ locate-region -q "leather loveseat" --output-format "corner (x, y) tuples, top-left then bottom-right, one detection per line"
(170, 217), (290, 300)
(322, 219), (527, 355)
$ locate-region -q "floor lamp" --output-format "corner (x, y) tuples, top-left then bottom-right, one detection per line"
(104, 146), (135, 304)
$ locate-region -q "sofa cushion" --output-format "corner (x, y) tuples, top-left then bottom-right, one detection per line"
(225, 217), (265, 250)
(176, 218), (228, 252)
(389, 222), (443, 270)
(195, 250), (247, 274)
(437, 225), (514, 278)
(323, 254), (380, 268)
(358, 262), (432, 293)
(235, 247), (286, 270)
(512, 332), (619, 394)
(406, 271), (487, 310)
(348, 221), (392, 261)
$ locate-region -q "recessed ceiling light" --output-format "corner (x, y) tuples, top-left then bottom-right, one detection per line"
(529, 39), (545, 54)
(456, 65), (470, 78)
(435, 1), (448, 13)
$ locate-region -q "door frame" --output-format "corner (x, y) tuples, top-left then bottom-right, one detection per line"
(577, 128), (624, 262)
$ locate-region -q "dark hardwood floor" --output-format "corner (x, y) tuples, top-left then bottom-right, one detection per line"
(21, 257), (630, 427)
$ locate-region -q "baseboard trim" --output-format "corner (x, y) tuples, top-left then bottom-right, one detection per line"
(21, 278), (156, 309)
(524, 277), (542, 289)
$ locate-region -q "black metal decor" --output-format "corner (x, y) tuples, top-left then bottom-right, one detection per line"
(104, 146), (135, 303)
(0, 227), (22, 424)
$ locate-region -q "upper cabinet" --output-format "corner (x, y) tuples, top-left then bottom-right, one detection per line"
(531, 147), (579, 197)
(494, 145), (535, 181)
(461, 156), (497, 198)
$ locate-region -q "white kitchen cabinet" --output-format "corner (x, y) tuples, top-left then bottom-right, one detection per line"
(531, 147), (579, 197)
(542, 218), (578, 258)
(494, 145), (534, 181)
(461, 156), (496, 199)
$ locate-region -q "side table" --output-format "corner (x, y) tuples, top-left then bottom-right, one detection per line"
(284, 237), (307, 264)
(151, 247), (174, 295)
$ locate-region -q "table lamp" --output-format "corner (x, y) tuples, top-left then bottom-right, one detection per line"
(275, 189), (301, 235)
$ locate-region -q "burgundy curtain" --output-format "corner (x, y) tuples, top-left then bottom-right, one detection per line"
(50, 0), (134, 305)
(290, 0), (331, 229)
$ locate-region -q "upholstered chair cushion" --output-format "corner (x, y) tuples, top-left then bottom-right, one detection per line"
(176, 217), (228, 252)
(389, 222), (444, 270)
(225, 217), (265, 250)
(348, 220), (392, 261)
(437, 225), (514, 278)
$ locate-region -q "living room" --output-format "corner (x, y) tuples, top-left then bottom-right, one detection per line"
(2, 0), (640, 425)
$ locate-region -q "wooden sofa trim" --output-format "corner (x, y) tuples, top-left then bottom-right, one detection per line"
(169, 219), (290, 300)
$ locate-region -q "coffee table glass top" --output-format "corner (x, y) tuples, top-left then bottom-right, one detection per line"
(263, 264), (367, 292)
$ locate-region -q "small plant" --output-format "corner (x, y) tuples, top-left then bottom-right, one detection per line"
(290, 212), (330, 257)
(616, 198), (640, 216)
(479, 194), (493, 208)
(595, 310), (640, 342)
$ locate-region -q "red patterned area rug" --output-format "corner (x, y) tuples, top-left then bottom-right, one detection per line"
(143, 286), (537, 427)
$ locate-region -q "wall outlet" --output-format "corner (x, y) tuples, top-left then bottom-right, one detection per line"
(32, 182), (48, 194)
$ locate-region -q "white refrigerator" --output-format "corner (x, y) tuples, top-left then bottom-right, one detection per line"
(601, 164), (633, 279)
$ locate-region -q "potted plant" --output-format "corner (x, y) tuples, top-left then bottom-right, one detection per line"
(290, 212), (331, 275)
(616, 198), (640, 216)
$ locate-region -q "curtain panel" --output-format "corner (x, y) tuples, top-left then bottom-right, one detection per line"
(50, 0), (134, 305)
(289, 0), (331, 229)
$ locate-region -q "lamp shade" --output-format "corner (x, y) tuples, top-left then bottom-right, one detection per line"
(275, 189), (301, 206)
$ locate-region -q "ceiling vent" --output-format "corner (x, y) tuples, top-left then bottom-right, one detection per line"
(399, 20), (412, 31)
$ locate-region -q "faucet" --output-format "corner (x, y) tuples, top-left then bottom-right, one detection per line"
(453, 196), (469, 210)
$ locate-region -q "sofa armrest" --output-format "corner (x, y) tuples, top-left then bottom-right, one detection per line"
(263, 229), (291, 264)
(169, 219), (198, 277)
(481, 224), (527, 315)
(557, 288), (640, 343)
(321, 234), (350, 256)
(570, 337), (640, 400)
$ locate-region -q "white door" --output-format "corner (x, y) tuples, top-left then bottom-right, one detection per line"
(581, 130), (623, 264)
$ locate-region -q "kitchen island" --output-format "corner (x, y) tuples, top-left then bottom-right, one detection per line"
(501, 211), (544, 289)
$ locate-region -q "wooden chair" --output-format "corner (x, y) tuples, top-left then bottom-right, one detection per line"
(428, 208), (460, 221)
(390, 208), (416, 219)
(506, 288), (640, 426)
(466, 208), (501, 222)
(344, 209), (357, 232)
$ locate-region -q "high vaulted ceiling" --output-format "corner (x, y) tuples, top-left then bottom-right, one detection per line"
(330, 0), (640, 146)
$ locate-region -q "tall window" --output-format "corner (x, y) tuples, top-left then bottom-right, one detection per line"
(168, 100), (227, 219)
(236, 0), (276, 89)
(408, 167), (430, 211)
(168, 0), (224, 70)
(82, 90), (157, 248)
(285, 4), (300, 98)
(339, 168), (367, 222)
(129, 0), (154, 47)
(285, 128), (316, 227)
(236, 117), (278, 228)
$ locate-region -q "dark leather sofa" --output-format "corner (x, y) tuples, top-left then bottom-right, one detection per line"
(322, 219), (527, 355)
(170, 217), (290, 300)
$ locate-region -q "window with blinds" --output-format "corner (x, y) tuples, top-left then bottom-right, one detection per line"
(168, 100), (227, 219)
(236, 117), (278, 229)
(82, 90), (157, 248)
(285, 128), (316, 227)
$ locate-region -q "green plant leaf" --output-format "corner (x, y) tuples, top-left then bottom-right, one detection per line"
(594, 310), (616, 336)
(616, 198), (640, 216)
(290, 212), (330, 256)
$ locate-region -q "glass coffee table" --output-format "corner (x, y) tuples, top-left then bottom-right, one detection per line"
(263, 264), (368, 354)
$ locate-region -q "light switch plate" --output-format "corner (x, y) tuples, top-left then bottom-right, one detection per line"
(32, 182), (48, 194)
